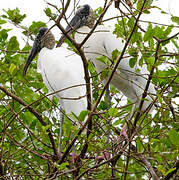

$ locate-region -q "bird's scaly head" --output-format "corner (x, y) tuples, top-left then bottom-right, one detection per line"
(57, 4), (96, 47)
(74, 4), (96, 29)
(38, 27), (55, 50)
(23, 27), (55, 75)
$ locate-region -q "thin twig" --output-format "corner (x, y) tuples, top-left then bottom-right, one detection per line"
(0, 49), (29, 54)
(5, 132), (49, 161)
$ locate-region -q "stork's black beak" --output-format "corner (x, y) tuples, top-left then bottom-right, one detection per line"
(57, 14), (83, 47)
(23, 40), (40, 76)
(57, 5), (91, 47)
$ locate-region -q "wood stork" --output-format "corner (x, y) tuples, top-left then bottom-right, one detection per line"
(57, 5), (157, 151)
(23, 27), (87, 158)
(57, 4), (156, 114)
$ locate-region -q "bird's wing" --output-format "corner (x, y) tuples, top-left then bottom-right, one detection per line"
(38, 47), (87, 115)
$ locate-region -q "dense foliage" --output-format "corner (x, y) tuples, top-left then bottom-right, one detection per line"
(0, 0), (178, 179)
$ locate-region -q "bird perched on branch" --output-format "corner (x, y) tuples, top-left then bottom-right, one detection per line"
(23, 27), (87, 159)
(57, 4), (156, 113)
(24, 27), (87, 116)
(57, 4), (156, 154)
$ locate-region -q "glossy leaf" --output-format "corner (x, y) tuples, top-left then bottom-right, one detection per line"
(171, 16), (179, 25)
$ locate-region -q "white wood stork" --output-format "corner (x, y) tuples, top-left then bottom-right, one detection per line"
(57, 5), (157, 152)
(57, 4), (156, 114)
(23, 27), (87, 158)
(24, 27), (87, 115)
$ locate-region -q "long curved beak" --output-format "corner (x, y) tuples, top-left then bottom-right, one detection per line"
(57, 13), (83, 47)
(23, 40), (40, 76)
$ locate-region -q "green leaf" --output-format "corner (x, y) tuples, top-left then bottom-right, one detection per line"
(44, 8), (52, 17)
(171, 39), (179, 49)
(0, 29), (10, 41)
(3, 8), (26, 24)
(69, 112), (79, 121)
(30, 82), (44, 89)
(94, 7), (103, 18)
(88, 61), (97, 76)
(42, 124), (52, 132)
(7, 36), (19, 51)
(112, 49), (120, 60)
(127, 17), (135, 29)
(29, 21), (47, 35)
(57, 162), (69, 170)
(113, 18), (128, 38)
(113, 119), (120, 126)
(44, 8), (57, 20)
(164, 168), (176, 176)
(0, 19), (7, 25)
(137, 0), (143, 10)
(175, 76), (179, 83)
(128, 48), (137, 57)
(109, 108), (118, 117)
(100, 68), (110, 81)
(96, 56), (111, 66)
(131, 31), (142, 44)
(129, 57), (137, 68)
(139, 57), (144, 66)
(78, 110), (88, 122)
(169, 130), (179, 148)
(146, 57), (155, 65)
(143, 23), (154, 42)
(98, 101), (108, 110)
(171, 16), (179, 25)
(136, 137), (143, 153)
(155, 154), (163, 163)
(164, 25), (173, 37)
(157, 165), (165, 175)
(137, 0), (153, 10)
(42, 86), (49, 94)
(9, 63), (16, 75)
(145, 0), (153, 7)
(151, 25), (173, 41)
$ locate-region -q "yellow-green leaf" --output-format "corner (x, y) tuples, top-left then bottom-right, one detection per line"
(169, 130), (179, 148)
(9, 63), (16, 75)
(109, 108), (118, 117)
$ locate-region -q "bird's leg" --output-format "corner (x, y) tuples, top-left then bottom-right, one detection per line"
(95, 85), (112, 164)
(116, 104), (136, 151)
(106, 85), (112, 109)
(129, 103), (136, 121)
(94, 150), (111, 167)
(72, 133), (76, 164)
(106, 85), (112, 144)
(58, 112), (76, 163)
(57, 109), (64, 159)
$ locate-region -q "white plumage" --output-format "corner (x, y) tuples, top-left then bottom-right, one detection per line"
(38, 47), (87, 115)
(23, 28), (88, 158)
(74, 25), (156, 111)
(57, 4), (156, 112)
(24, 28), (87, 116)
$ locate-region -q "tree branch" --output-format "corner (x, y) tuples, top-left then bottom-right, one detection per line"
(0, 85), (57, 157)
(131, 145), (159, 180)
(133, 31), (179, 130)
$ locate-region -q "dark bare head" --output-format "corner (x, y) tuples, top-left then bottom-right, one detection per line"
(57, 4), (96, 47)
(23, 27), (55, 75)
